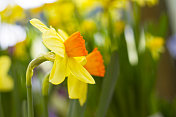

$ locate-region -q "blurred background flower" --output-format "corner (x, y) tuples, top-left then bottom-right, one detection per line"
(0, 56), (13, 91)
(1, 0), (176, 117)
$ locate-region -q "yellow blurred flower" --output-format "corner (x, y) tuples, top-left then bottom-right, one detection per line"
(73, 0), (128, 13)
(114, 20), (125, 35)
(73, 0), (97, 10)
(77, 0), (128, 8)
(14, 40), (27, 60)
(81, 19), (96, 33)
(146, 35), (164, 59)
(30, 19), (95, 86)
(0, 5), (25, 23)
(43, 2), (75, 27)
(132, 0), (158, 7)
(30, 6), (44, 14)
(0, 56), (14, 92)
(102, 0), (128, 9)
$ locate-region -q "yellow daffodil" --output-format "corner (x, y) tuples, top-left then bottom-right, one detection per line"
(0, 56), (14, 91)
(68, 48), (105, 105)
(30, 18), (95, 86)
(146, 35), (164, 59)
(56, 30), (105, 105)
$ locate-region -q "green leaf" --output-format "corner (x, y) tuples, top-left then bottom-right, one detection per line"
(96, 51), (119, 117)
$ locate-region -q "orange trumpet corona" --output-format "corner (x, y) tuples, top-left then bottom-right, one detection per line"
(64, 32), (88, 57)
(84, 48), (105, 77)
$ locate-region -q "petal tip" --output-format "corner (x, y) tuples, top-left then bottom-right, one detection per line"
(49, 77), (65, 85)
(49, 80), (59, 85)
(29, 18), (38, 24)
(89, 79), (95, 84)
(29, 18), (49, 33)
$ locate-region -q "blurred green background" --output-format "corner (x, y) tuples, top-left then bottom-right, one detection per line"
(1, 0), (176, 117)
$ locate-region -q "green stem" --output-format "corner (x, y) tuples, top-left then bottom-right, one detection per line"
(26, 52), (55, 87)
(42, 74), (50, 96)
(27, 87), (33, 117)
(42, 74), (50, 117)
(96, 51), (119, 117)
(22, 100), (27, 117)
(26, 52), (55, 117)
(0, 93), (4, 117)
(43, 96), (48, 117)
(67, 100), (76, 117)
(12, 63), (20, 117)
(67, 99), (87, 117)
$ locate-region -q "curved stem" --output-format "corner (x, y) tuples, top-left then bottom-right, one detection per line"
(26, 52), (55, 87)
(26, 52), (55, 117)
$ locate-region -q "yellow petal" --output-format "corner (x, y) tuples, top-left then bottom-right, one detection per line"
(58, 29), (69, 40)
(42, 28), (65, 57)
(30, 18), (65, 57)
(0, 75), (14, 92)
(67, 74), (87, 106)
(67, 74), (82, 98)
(30, 18), (49, 33)
(49, 55), (67, 85)
(67, 74), (80, 99)
(79, 83), (87, 106)
(0, 56), (11, 76)
(68, 58), (95, 84)
(74, 56), (87, 66)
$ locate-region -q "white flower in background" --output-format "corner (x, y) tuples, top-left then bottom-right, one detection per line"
(15, 0), (56, 9)
(0, 0), (56, 11)
(0, 0), (15, 11)
(125, 25), (138, 65)
(30, 37), (49, 59)
(0, 23), (26, 49)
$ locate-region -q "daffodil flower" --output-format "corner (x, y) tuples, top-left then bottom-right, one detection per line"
(0, 56), (14, 91)
(30, 18), (95, 85)
(146, 35), (164, 59)
(132, 0), (158, 6)
(0, 5), (25, 23)
(68, 48), (105, 105)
